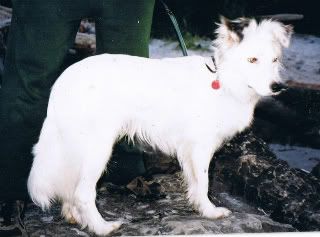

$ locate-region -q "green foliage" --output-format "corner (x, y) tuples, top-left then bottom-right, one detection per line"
(181, 32), (203, 50)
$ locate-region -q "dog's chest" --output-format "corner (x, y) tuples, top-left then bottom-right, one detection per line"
(215, 98), (255, 136)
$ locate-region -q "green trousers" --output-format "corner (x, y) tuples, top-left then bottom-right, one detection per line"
(0, 0), (155, 200)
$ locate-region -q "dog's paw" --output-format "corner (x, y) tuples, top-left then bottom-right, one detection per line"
(90, 220), (122, 236)
(201, 207), (231, 219)
(62, 203), (82, 225)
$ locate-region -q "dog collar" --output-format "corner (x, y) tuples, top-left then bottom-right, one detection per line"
(205, 56), (220, 90)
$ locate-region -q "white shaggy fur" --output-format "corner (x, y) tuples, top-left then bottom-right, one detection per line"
(27, 18), (292, 236)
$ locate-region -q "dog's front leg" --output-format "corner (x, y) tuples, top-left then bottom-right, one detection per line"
(180, 145), (231, 219)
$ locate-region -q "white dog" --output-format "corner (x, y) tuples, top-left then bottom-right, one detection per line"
(27, 17), (292, 235)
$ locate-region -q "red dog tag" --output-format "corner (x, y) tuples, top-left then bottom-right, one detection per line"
(211, 80), (220, 90)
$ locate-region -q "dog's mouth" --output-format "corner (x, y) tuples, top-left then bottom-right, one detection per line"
(270, 91), (283, 96)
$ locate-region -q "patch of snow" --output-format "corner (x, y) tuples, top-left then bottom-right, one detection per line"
(146, 210), (156, 214)
(282, 34), (320, 85)
(269, 143), (320, 172)
(136, 204), (150, 210)
(40, 216), (53, 223)
(149, 38), (214, 59)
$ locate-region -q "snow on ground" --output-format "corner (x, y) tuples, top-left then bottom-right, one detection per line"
(149, 38), (214, 58)
(282, 34), (320, 85)
(269, 144), (320, 172)
(150, 34), (320, 85)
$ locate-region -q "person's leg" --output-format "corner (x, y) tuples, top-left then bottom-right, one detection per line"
(95, 0), (155, 57)
(94, 0), (155, 185)
(0, 1), (82, 202)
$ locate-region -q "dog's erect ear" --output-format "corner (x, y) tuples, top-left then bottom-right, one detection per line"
(213, 16), (255, 62)
(217, 16), (256, 45)
(220, 16), (251, 41)
(218, 16), (241, 45)
(273, 23), (293, 48)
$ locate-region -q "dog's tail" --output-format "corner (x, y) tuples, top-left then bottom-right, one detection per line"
(27, 117), (64, 210)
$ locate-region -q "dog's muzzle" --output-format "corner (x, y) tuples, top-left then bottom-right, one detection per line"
(270, 82), (288, 93)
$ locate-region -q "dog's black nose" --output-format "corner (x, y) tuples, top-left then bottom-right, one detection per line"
(271, 82), (288, 93)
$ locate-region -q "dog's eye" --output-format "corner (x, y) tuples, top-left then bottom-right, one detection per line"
(272, 57), (278, 63)
(247, 57), (258, 63)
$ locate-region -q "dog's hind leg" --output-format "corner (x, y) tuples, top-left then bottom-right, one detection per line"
(62, 201), (82, 224)
(72, 136), (122, 236)
(178, 144), (231, 219)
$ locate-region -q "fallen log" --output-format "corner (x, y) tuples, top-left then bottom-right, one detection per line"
(142, 127), (320, 231)
(286, 80), (320, 90)
(211, 129), (320, 231)
(259, 14), (304, 21)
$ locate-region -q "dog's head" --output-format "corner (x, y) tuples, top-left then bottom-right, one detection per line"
(213, 16), (293, 97)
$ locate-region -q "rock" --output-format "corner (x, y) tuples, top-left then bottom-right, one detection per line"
(253, 85), (320, 148)
(311, 162), (320, 179)
(126, 176), (165, 199)
(24, 173), (296, 236)
(211, 130), (320, 231)
(143, 150), (180, 175)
